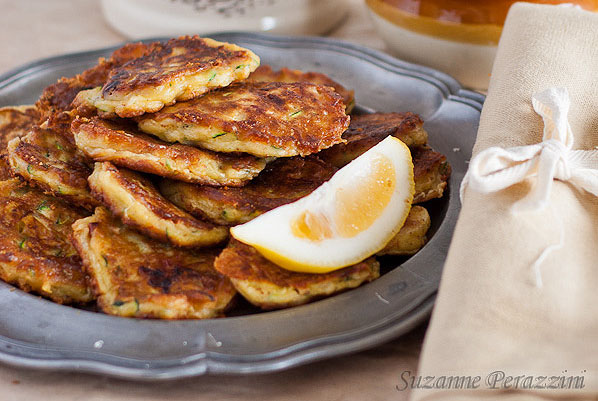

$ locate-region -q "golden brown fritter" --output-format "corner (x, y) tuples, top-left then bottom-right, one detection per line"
(160, 156), (337, 226)
(0, 179), (93, 304)
(72, 207), (236, 319)
(77, 36), (260, 118)
(0, 105), (39, 150)
(0, 156), (12, 181)
(322, 143), (449, 204)
(0, 105), (39, 179)
(214, 239), (379, 309)
(378, 205), (431, 256)
(248, 65), (355, 113)
(412, 146), (451, 204)
(137, 82), (349, 157)
(7, 126), (98, 209)
(317, 112), (449, 203)
(88, 162), (228, 248)
(160, 146), (447, 226)
(37, 43), (151, 133)
(72, 117), (267, 186)
(318, 112), (428, 167)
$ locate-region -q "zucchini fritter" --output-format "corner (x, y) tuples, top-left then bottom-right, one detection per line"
(72, 207), (236, 319)
(318, 112), (428, 167)
(0, 105), (39, 150)
(38, 42), (151, 132)
(160, 156), (337, 226)
(0, 179), (92, 304)
(317, 112), (449, 203)
(160, 146), (446, 226)
(0, 156), (11, 181)
(248, 65), (355, 113)
(214, 239), (379, 309)
(77, 36), (260, 118)
(72, 117), (267, 186)
(88, 162), (228, 248)
(377, 205), (430, 256)
(7, 126), (98, 209)
(137, 82), (349, 157)
(0, 105), (39, 179)
(412, 146), (451, 204)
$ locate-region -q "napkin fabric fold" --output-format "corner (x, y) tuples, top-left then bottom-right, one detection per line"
(412, 3), (598, 400)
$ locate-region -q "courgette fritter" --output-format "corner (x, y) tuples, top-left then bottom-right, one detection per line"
(7, 126), (98, 209)
(318, 112), (428, 167)
(72, 116), (267, 186)
(38, 42), (152, 133)
(0, 179), (93, 304)
(76, 36), (260, 118)
(0, 105), (39, 179)
(378, 205), (430, 256)
(317, 112), (449, 203)
(248, 65), (355, 113)
(411, 146), (451, 204)
(0, 105), (39, 150)
(88, 162), (228, 248)
(137, 82), (349, 157)
(72, 207), (236, 319)
(159, 144), (445, 226)
(214, 239), (379, 309)
(159, 156), (336, 226)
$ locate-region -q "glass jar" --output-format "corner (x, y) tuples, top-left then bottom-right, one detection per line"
(366, 0), (598, 89)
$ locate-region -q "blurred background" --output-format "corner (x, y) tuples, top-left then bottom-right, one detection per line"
(0, 0), (381, 75)
(3, 0), (598, 95)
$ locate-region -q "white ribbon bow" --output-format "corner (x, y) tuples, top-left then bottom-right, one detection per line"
(461, 87), (598, 287)
(462, 87), (598, 213)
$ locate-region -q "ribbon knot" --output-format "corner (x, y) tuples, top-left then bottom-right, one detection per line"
(462, 87), (598, 214)
(545, 138), (571, 181)
(461, 87), (598, 288)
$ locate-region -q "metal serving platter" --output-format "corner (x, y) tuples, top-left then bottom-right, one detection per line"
(0, 32), (483, 379)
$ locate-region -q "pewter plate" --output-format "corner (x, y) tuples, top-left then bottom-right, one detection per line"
(0, 33), (483, 379)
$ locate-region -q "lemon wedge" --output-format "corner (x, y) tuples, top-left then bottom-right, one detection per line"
(230, 136), (415, 273)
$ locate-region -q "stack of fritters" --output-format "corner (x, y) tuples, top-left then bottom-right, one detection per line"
(0, 35), (451, 317)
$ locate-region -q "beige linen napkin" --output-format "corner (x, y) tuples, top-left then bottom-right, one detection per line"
(411, 3), (598, 400)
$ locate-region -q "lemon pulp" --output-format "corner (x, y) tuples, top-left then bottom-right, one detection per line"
(336, 154), (396, 237)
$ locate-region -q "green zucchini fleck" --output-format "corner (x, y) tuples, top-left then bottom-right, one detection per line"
(37, 201), (50, 211)
(56, 143), (63, 151)
(112, 300), (125, 307)
(235, 64), (245, 70)
(26, 165), (33, 175)
(289, 110), (303, 117)
(102, 255), (108, 267)
(212, 132), (227, 138)
(439, 161), (450, 176)
(208, 72), (217, 82)
(18, 238), (27, 249)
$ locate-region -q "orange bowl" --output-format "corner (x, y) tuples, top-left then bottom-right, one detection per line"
(366, 0), (598, 89)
